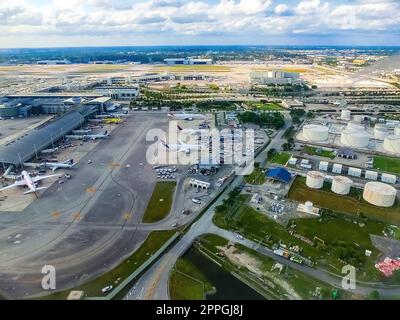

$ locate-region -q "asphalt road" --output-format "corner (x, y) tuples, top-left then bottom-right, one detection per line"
(0, 113), (167, 299)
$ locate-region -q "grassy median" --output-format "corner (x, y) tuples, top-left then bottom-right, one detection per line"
(142, 181), (176, 223)
(373, 155), (400, 175)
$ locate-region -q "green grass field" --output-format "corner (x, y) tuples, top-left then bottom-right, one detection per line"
(269, 152), (291, 165)
(373, 155), (400, 175)
(302, 146), (336, 159)
(288, 177), (400, 225)
(249, 102), (284, 111)
(142, 181), (176, 223)
(244, 167), (266, 185)
(169, 256), (214, 300)
(39, 230), (176, 299)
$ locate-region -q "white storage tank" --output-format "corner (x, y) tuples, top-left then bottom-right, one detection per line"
(306, 171), (325, 189)
(341, 110), (351, 121)
(374, 124), (389, 140)
(331, 176), (353, 195)
(394, 125), (400, 136)
(383, 135), (400, 154)
(341, 129), (370, 148)
(347, 122), (365, 131)
(353, 115), (365, 123)
(363, 182), (397, 207)
(302, 125), (329, 142)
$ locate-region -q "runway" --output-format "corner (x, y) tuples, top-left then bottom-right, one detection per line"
(0, 113), (167, 299)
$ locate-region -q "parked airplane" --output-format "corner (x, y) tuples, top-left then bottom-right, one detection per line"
(66, 131), (109, 140)
(0, 171), (61, 195)
(72, 129), (92, 134)
(41, 159), (76, 171)
(177, 124), (203, 135)
(160, 139), (206, 154)
(168, 112), (206, 121)
(40, 147), (59, 155)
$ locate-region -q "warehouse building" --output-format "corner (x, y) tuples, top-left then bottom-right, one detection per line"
(95, 86), (139, 100)
(250, 71), (300, 85)
(266, 167), (291, 183)
(164, 58), (212, 65)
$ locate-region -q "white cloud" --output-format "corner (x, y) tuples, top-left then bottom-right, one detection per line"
(0, 0), (399, 43)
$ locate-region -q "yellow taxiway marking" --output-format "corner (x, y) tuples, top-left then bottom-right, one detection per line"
(109, 162), (121, 169)
(86, 187), (97, 193)
(123, 212), (132, 221)
(72, 212), (81, 221)
(51, 211), (61, 219)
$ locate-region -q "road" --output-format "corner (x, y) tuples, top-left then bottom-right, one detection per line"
(125, 114), (293, 300)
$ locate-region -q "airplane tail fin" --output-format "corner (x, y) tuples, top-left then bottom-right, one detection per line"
(160, 139), (169, 148)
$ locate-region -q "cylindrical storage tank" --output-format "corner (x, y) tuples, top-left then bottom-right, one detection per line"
(363, 182), (397, 207)
(304, 201), (314, 213)
(331, 176), (353, 195)
(374, 124), (389, 140)
(306, 171), (325, 189)
(341, 110), (351, 121)
(394, 125), (400, 136)
(340, 129), (370, 148)
(347, 122), (364, 131)
(302, 125), (329, 142)
(383, 135), (400, 154)
(353, 115), (364, 123)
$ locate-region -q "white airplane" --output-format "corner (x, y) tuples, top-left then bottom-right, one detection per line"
(40, 147), (59, 155)
(72, 129), (92, 134)
(168, 112), (206, 121)
(160, 139), (207, 154)
(41, 159), (76, 171)
(66, 131), (110, 140)
(0, 171), (61, 195)
(177, 124), (203, 136)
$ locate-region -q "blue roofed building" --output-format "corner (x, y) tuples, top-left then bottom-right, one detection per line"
(266, 167), (291, 183)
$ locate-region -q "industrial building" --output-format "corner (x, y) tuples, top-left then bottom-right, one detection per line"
(95, 86), (139, 100)
(0, 109), (94, 167)
(164, 58), (213, 65)
(249, 71), (300, 85)
(266, 167), (291, 183)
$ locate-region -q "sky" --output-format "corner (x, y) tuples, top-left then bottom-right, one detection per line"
(0, 0), (399, 48)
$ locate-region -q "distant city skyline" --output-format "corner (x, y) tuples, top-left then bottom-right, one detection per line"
(1, 0), (400, 48)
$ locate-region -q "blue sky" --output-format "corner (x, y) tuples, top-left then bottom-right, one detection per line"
(1, 0), (399, 48)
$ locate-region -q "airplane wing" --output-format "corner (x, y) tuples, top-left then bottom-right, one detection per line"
(0, 180), (27, 192)
(32, 174), (61, 183)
